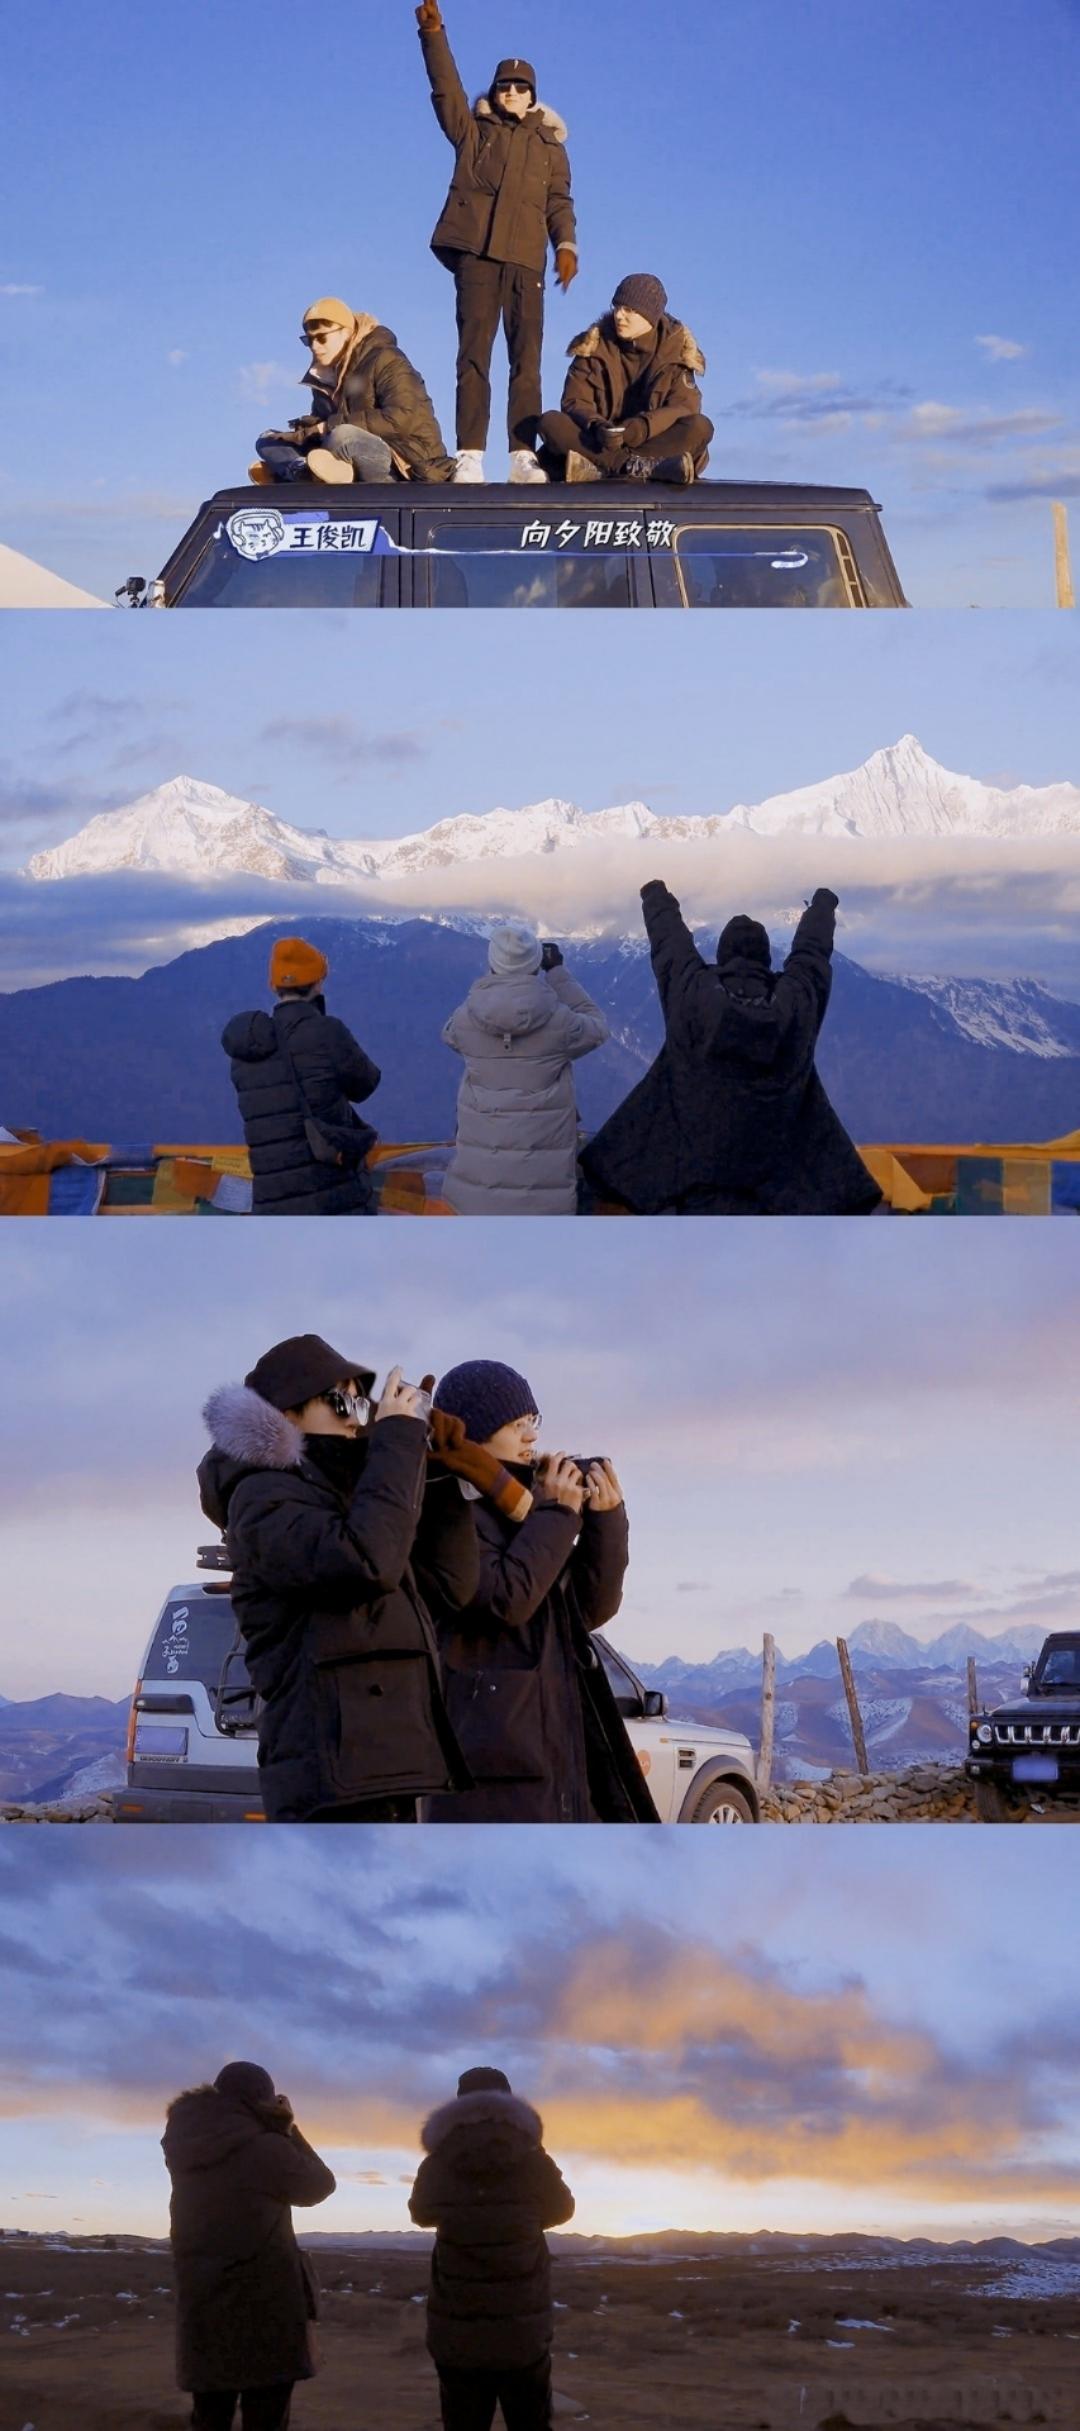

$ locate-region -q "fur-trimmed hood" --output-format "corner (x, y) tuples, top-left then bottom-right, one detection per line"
(474, 92), (568, 142)
(567, 313), (706, 375)
(421, 2089), (543, 2154)
(203, 1384), (307, 1474)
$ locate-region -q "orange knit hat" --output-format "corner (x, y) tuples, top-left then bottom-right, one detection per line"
(269, 936), (329, 991)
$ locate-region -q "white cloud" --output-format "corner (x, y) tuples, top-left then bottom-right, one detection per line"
(897, 401), (1061, 448)
(976, 334), (1029, 363)
(236, 359), (293, 406)
(0, 282), (43, 298)
(165, 348), (188, 368)
(754, 368), (841, 395)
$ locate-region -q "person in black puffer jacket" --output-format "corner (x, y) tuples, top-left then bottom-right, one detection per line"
(409, 2065), (574, 2431)
(422, 1360), (658, 1824)
(252, 296), (455, 486)
(223, 935), (380, 1216)
(197, 1332), (476, 1820)
(581, 882), (883, 1217)
(162, 2059), (336, 2431)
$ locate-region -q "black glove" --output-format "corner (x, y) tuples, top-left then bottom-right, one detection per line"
(540, 941), (564, 971)
(812, 888), (839, 910)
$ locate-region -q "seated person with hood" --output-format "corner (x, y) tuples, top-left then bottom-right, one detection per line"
(197, 1332), (479, 1821)
(421, 1359), (659, 1825)
(409, 2065), (575, 2431)
(162, 2059), (336, 2431)
(538, 273), (713, 485)
(251, 296), (455, 485)
(223, 936), (380, 1217)
(442, 924), (608, 1217)
(580, 882), (883, 1216)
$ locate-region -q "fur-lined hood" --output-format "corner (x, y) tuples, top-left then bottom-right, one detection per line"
(567, 314), (706, 374)
(475, 93), (568, 143)
(421, 2089), (543, 2154)
(202, 1384), (306, 1474)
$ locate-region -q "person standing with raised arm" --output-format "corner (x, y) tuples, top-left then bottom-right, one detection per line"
(416, 0), (578, 485)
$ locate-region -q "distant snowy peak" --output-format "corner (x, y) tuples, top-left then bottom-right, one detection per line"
(898, 974), (1080, 1059)
(23, 740), (1080, 889)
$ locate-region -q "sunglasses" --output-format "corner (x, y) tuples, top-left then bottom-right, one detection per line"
(303, 324), (340, 343)
(322, 1387), (372, 1425)
(496, 79), (532, 92)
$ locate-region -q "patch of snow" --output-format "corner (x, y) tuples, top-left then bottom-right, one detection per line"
(836, 2317), (895, 2330)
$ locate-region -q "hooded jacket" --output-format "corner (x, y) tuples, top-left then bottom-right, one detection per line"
(581, 884), (882, 1216)
(425, 1482), (659, 1825)
(197, 1392), (477, 1818)
(562, 315), (708, 450)
(162, 2085), (336, 2391)
(421, 24), (576, 274)
(222, 993), (380, 1217)
(302, 315), (454, 481)
(409, 2089), (574, 2370)
(443, 964), (608, 1216)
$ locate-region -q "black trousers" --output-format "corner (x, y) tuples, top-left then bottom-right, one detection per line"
(437, 2355), (553, 2431)
(538, 408), (714, 474)
(453, 255), (545, 450)
(190, 2386), (294, 2431)
(305, 1797), (418, 1822)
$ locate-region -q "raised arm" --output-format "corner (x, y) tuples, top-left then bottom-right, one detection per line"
(548, 965), (609, 1058)
(776, 888), (838, 1034)
(330, 1018), (381, 1106)
(641, 880), (706, 1020)
(228, 1417), (428, 1599)
(471, 1499), (582, 1633)
(417, 4), (473, 148)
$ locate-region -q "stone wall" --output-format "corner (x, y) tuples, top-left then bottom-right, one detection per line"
(0, 1795), (115, 1823)
(761, 1762), (978, 1822)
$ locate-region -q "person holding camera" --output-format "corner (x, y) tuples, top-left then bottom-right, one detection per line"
(416, 0), (578, 485)
(222, 936), (381, 1216)
(421, 1360), (658, 1823)
(197, 1332), (478, 1820)
(250, 296), (455, 487)
(581, 883), (883, 1215)
(537, 273), (713, 485)
(162, 2060), (336, 2431)
(409, 2064), (575, 2431)
(442, 923), (608, 1215)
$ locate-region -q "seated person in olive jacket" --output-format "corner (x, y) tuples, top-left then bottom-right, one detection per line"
(197, 1332), (478, 1821)
(538, 272), (713, 485)
(581, 883), (883, 1218)
(416, 0), (578, 485)
(163, 2059), (336, 2431)
(409, 2065), (574, 2431)
(252, 295), (454, 486)
(223, 935), (380, 1218)
(421, 1359), (659, 1824)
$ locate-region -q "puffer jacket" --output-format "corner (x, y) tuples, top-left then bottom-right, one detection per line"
(421, 24), (576, 274)
(222, 993), (380, 1216)
(163, 2086), (335, 2391)
(197, 1393), (476, 1819)
(562, 314), (708, 451)
(443, 965), (608, 1216)
(409, 2089), (574, 2370)
(304, 317), (454, 481)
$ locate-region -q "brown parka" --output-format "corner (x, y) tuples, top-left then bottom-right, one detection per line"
(420, 23), (577, 274)
(562, 314), (708, 450)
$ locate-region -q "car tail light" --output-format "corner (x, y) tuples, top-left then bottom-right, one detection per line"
(125, 1683), (142, 1767)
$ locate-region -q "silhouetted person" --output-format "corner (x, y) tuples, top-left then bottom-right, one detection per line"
(162, 2061), (335, 2431)
(409, 2065), (575, 2431)
(223, 936), (380, 1215)
(581, 882), (882, 1215)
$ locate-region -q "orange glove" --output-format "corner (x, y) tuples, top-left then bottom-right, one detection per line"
(416, 0), (443, 29)
(555, 247), (578, 292)
(429, 1408), (533, 1523)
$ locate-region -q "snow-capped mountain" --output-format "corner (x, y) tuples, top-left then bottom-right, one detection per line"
(23, 738), (1080, 889)
(896, 974), (1080, 1058)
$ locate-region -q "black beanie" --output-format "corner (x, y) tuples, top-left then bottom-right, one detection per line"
(717, 915), (772, 971)
(612, 273), (668, 326)
(458, 2066), (512, 2096)
(433, 1361), (538, 1444)
(215, 2061), (275, 2105)
(245, 1334), (376, 1413)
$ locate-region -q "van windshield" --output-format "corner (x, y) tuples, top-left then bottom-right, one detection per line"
(672, 524), (857, 606)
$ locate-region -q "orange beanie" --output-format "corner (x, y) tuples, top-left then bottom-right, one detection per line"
(269, 936), (329, 991)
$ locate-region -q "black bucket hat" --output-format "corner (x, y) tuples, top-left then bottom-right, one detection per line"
(245, 1333), (376, 1412)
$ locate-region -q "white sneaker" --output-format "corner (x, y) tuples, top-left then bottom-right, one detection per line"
(452, 449), (486, 483)
(508, 448), (549, 484)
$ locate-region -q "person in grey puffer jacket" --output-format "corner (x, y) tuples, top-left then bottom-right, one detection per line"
(442, 924), (607, 1215)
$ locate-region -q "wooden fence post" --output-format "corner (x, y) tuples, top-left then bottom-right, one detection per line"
(836, 1638), (870, 1776)
(758, 1632), (776, 1791)
(1053, 502), (1076, 609)
(967, 1656), (979, 1717)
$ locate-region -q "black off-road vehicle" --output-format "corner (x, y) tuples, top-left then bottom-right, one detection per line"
(966, 1632), (1080, 1820)
(132, 478), (908, 609)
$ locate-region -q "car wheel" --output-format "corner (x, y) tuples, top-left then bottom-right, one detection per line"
(689, 1780), (756, 1824)
(973, 1780), (1012, 1824)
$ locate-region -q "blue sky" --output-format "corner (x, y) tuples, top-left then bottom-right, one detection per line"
(3, 612), (1079, 992)
(2, 0), (1079, 605)
(3, 1828), (1080, 2239)
(1, 1221), (1077, 1695)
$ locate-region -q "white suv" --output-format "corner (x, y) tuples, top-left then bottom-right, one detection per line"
(117, 1578), (759, 1824)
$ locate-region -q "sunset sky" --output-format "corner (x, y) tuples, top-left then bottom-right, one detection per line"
(1, 1221), (1077, 1697)
(2, 1828), (1079, 2244)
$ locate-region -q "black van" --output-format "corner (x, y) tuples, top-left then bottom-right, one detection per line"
(143, 479), (908, 609)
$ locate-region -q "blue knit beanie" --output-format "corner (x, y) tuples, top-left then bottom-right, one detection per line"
(433, 1361), (538, 1443)
(612, 273), (668, 326)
